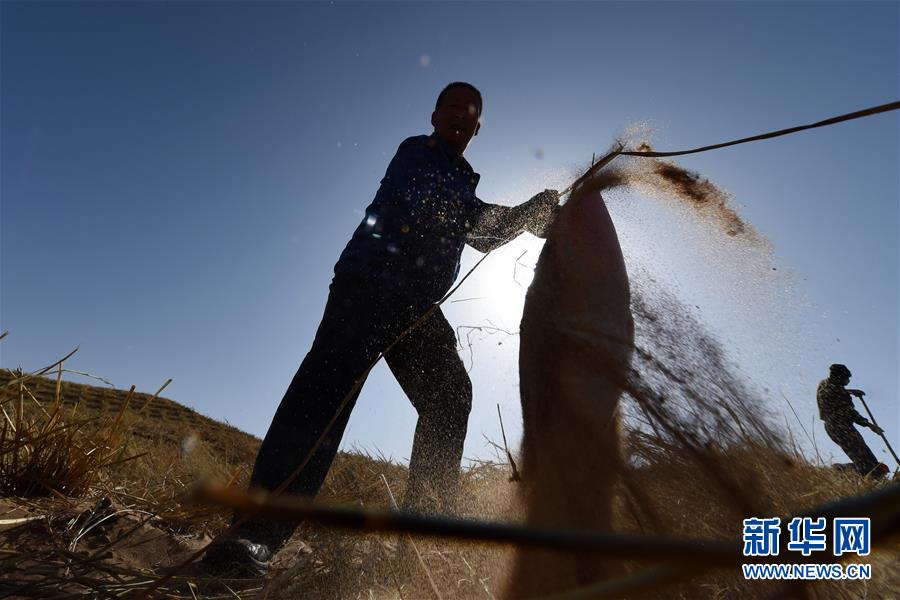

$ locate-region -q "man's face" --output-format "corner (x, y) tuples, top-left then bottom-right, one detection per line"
(431, 86), (481, 155)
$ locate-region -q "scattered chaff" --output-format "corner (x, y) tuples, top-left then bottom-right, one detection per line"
(454, 321), (518, 372)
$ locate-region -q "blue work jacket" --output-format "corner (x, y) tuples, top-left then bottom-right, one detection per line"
(335, 133), (490, 302)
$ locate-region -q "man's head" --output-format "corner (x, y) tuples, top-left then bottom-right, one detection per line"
(829, 363), (852, 384)
(431, 82), (482, 156)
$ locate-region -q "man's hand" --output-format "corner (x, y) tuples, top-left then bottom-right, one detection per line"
(530, 188), (560, 208)
(524, 189), (560, 238)
(468, 189), (561, 252)
(869, 423), (884, 435)
(847, 388), (866, 398)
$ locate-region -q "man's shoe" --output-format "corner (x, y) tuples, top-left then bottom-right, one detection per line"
(202, 538), (272, 578)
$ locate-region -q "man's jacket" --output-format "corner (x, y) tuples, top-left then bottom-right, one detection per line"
(335, 133), (491, 301)
(816, 378), (867, 428)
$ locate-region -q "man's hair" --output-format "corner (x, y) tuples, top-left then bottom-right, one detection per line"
(435, 82), (483, 116)
(829, 363), (851, 379)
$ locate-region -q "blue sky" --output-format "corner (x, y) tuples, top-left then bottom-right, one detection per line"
(2, 1), (897, 467)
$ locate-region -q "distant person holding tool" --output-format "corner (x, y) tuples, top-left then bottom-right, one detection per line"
(203, 82), (559, 576)
(817, 363), (887, 478)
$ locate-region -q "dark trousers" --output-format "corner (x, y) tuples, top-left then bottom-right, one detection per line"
(824, 421), (879, 476)
(235, 274), (472, 548)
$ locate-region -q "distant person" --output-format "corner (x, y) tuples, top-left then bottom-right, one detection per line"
(817, 363), (884, 477)
(203, 82), (559, 575)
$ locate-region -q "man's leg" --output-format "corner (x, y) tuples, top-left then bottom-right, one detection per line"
(826, 422), (879, 476)
(384, 308), (472, 515)
(232, 281), (399, 549)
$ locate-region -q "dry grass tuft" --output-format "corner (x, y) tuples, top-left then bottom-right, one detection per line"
(0, 366), (139, 498)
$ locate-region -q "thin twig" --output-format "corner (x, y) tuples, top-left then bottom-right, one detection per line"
(0, 516), (43, 526)
(779, 389), (819, 464)
(496, 405), (520, 482)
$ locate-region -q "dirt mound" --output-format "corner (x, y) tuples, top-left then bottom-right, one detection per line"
(0, 370), (261, 467)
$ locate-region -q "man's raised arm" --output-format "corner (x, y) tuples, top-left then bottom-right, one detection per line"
(466, 189), (560, 253)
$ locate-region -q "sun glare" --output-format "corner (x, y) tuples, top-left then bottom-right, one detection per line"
(469, 241), (541, 318)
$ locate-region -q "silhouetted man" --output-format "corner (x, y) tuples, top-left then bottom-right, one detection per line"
(817, 363), (884, 477)
(204, 82), (559, 575)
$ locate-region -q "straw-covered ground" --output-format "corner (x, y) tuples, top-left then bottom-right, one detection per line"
(1, 364), (897, 599)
